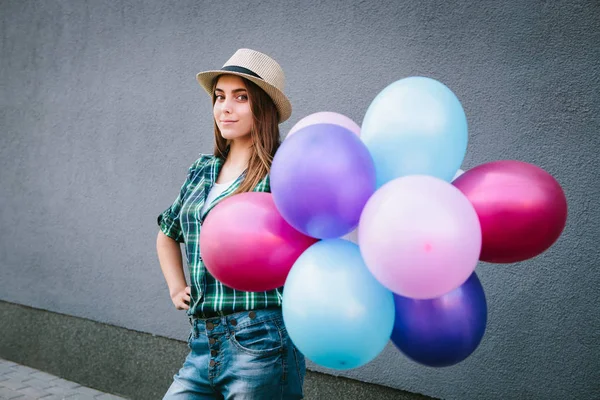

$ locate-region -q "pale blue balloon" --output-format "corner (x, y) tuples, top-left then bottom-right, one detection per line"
(361, 76), (468, 187)
(282, 239), (395, 370)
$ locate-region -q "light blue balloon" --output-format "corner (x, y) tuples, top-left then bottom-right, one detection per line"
(282, 239), (395, 370)
(361, 76), (468, 187)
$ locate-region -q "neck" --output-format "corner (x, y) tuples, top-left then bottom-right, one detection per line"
(225, 136), (252, 170)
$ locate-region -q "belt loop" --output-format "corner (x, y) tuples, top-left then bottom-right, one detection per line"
(221, 315), (227, 331)
(188, 315), (199, 338)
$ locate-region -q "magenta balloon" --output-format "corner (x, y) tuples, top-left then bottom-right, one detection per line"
(200, 192), (318, 292)
(287, 112), (361, 138)
(453, 160), (567, 263)
(359, 175), (482, 299)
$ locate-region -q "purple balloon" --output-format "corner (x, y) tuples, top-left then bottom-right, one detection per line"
(391, 273), (487, 367)
(271, 124), (376, 239)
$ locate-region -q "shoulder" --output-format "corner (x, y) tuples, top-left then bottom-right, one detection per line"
(188, 153), (216, 175)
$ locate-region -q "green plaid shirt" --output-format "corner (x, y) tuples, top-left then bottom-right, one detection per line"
(158, 154), (282, 317)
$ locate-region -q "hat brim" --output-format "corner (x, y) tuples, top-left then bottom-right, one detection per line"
(196, 70), (292, 123)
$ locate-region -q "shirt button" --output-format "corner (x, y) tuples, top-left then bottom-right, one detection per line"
(206, 322), (214, 330)
(230, 319), (237, 326)
(211, 350), (218, 356)
(248, 311), (256, 319)
(209, 338), (216, 345)
(209, 360), (216, 367)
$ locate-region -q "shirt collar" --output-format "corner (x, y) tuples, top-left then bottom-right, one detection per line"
(200, 155), (246, 222)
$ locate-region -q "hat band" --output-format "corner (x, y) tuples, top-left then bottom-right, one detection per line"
(221, 65), (263, 80)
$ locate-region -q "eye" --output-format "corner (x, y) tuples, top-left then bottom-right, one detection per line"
(236, 94), (248, 101)
(215, 94), (224, 100)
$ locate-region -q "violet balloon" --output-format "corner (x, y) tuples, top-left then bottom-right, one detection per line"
(391, 273), (487, 367)
(271, 124), (376, 239)
(200, 192), (318, 292)
(453, 160), (568, 263)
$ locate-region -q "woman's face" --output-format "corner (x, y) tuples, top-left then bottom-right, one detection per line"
(213, 75), (253, 141)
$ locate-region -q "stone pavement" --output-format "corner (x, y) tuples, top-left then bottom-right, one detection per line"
(0, 358), (127, 400)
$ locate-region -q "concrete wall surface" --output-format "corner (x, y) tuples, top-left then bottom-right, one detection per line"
(1, 1), (599, 399)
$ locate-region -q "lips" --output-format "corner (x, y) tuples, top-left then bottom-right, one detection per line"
(220, 120), (238, 124)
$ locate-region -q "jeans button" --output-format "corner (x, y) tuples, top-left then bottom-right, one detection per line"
(230, 318), (237, 326)
(248, 311), (256, 319)
(209, 338), (216, 345)
(209, 360), (216, 367)
(206, 322), (214, 330)
(211, 350), (218, 356)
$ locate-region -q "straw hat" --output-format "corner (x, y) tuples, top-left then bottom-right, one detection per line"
(196, 49), (292, 123)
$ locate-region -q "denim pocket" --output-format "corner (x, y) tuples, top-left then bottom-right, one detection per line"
(292, 345), (306, 385)
(230, 319), (284, 356)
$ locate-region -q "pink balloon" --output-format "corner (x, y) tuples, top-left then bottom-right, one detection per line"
(453, 160), (567, 263)
(358, 175), (482, 299)
(200, 192), (318, 292)
(286, 111), (360, 138)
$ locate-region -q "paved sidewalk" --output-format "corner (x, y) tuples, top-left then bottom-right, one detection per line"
(0, 358), (127, 400)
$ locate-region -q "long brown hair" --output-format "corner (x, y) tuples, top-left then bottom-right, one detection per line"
(211, 76), (281, 195)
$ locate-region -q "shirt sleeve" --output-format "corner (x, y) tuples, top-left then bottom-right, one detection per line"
(157, 155), (209, 243)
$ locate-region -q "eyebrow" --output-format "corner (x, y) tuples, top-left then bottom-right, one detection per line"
(214, 88), (247, 93)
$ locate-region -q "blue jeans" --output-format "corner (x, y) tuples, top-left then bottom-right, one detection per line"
(163, 309), (306, 399)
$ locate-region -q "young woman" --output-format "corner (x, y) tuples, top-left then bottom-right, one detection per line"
(156, 49), (305, 399)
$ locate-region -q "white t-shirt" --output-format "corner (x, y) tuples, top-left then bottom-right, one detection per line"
(200, 179), (235, 216)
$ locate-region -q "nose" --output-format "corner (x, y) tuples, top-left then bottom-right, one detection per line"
(221, 98), (234, 114)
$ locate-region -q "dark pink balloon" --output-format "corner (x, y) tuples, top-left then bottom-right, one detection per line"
(453, 160), (567, 263)
(200, 192), (319, 291)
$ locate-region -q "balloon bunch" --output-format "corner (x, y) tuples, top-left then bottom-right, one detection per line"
(200, 77), (568, 370)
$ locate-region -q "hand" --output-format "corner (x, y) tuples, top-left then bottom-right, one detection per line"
(171, 286), (191, 310)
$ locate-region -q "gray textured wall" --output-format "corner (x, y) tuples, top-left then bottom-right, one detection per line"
(1, 1), (599, 399)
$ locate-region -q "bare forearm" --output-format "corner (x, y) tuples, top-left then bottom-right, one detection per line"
(156, 230), (187, 296)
